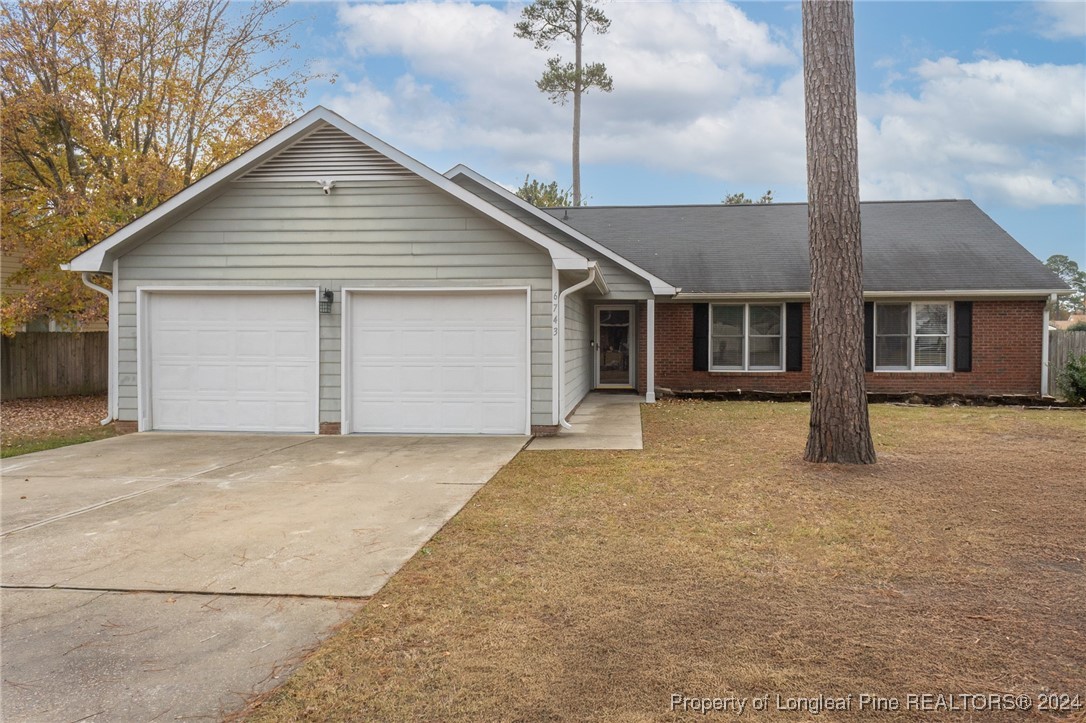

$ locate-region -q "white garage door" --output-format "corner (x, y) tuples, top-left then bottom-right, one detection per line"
(147, 292), (317, 432)
(347, 291), (528, 434)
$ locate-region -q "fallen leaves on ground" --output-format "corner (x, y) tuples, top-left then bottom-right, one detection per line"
(1, 394), (108, 443)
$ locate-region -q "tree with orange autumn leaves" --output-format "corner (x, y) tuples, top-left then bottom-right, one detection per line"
(1, 0), (322, 334)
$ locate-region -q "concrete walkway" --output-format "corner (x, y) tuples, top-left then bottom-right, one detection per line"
(528, 392), (644, 450)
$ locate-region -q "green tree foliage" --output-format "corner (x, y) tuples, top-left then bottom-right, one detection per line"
(0, 0), (320, 335)
(723, 190), (774, 205)
(514, 176), (573, 208)
(515, 0), (612, 207)
(1056, 353), (1086, 405)
(1044, 255), (1086, 317)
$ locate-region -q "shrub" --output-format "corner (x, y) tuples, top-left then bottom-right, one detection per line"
(1056, 353), (1086, 404)
(1066, 321), (1086, 332)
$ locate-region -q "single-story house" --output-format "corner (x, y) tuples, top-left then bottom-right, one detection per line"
(65, 107), (1071, 436)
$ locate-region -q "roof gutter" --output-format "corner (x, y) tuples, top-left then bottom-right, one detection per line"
(556, 263), (598, 430)
(673, 289), (1072, 300)
(80, 272), (114, 425)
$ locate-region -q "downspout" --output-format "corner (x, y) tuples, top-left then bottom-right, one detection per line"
(1041, 293), (1056, 397)
(556, 263), (598, 429)
(81, 272), (114, 425)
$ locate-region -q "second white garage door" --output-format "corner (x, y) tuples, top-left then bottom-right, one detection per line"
(346, 290), (529, 434)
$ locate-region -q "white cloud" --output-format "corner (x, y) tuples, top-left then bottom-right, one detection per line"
(1034, 1), (1086, 39)
(965, 171), (1083, 207)
(318, 2), (1084, 209)
(860, 57), (1085, 206)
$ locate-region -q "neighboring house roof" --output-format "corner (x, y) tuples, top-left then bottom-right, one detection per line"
(65, 107), (589, 273)
(1051, 314), (1086, 330)
(545, 200), (1070, 296)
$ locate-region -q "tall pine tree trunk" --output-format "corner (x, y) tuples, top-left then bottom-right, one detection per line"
(572, 0), (583, 206)
(802, 0), (876, 464)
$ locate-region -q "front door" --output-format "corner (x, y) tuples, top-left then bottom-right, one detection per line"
(595, 305), (635, 388)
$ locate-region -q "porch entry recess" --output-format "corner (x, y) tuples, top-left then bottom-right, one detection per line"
(595, 305), (635, 388)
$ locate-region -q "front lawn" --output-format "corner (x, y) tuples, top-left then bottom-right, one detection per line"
(245, 401), (1085, 721)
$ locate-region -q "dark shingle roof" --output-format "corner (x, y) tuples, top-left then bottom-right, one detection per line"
(543, 200), (1066, 294)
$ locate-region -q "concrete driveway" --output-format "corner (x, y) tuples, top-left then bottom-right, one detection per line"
(1, 433), (524, 721)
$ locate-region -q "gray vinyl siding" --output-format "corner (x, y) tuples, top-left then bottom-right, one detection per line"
(115, 179), (554, 427)
(563, 288), (592, 416)
(451, 178), (654, 299)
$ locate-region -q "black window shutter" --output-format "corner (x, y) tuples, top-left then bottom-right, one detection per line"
(954, 301), (973, 372)
(692, 304), (709, 371)
(864, 302), (875, 372)
(785, 302), (803, 371)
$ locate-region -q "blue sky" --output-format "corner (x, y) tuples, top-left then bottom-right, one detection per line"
(276, 1), (1085, 266)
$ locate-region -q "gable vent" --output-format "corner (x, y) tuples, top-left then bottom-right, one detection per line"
(241, 125), (414, 182)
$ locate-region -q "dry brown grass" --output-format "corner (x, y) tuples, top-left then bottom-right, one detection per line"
(245, 401), (1086, 722)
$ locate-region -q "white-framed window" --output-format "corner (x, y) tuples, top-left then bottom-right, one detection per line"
(710, 303), (784, 371)
(874, 302), (951, 371)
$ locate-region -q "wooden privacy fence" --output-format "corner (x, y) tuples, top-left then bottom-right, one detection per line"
(1, 332), (108, 400)
(1048, 329), (1086, 397)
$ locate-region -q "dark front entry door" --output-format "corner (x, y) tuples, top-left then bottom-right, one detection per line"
(596, 306), (634, 387)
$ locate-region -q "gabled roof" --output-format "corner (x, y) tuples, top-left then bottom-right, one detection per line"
(65, 107), (589, 273)
(547, 200), (1070, 296)
(444, 165), (677, 295)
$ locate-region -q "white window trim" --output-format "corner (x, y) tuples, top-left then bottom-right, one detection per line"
(709, 303), (786, 373)
(874, 301), (953, 373)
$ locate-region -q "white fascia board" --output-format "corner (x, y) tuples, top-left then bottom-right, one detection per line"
(553, 257), (589, 271)
(673, 289), (1070, 300)
(67, 106), (587, 272)
(444, 164), (678, 296)
(593, 264), (610, 295)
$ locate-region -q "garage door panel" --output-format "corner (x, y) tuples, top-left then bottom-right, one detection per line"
(349, 291), (527, 435)
(149, 292), (316, 433)
(441, 366), (477, 393)
(236, 330), (274, 357)
(194, 364), (232, 393)
(275, 364), (312, 393)
(236, 366), (271, 392)
(440, 401), (479, 432)
(274, 331), (313, 359)
(441, 330), (477, 357)
(480, 365), (518, 394)
(480, 402), (521, 434)
(400, 365), (438, 393)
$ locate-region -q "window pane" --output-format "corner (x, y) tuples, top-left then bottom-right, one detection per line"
(712, 337), (743, 368)
(914, 336), (947, 367)
(876, 303), (910, 335)
(915, 304), (948, 335)
(749, 305), (782, 335)
(749, 336), (781, 368)
(876, 336), (908, 368)
(599, 310), (630, 327)
(711, 305), (744, 336)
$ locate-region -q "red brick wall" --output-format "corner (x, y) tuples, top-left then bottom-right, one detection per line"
(650, 300), (1044, 396)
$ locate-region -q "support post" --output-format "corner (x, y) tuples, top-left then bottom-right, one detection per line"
(1041, 294), (1054, 396)
(646, 298), (656, 403)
